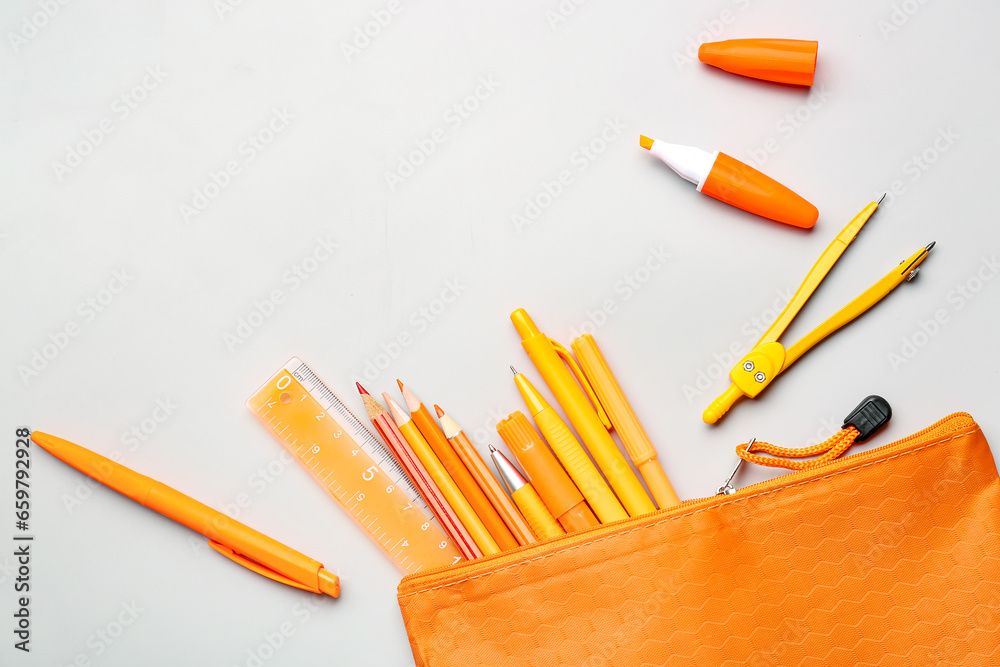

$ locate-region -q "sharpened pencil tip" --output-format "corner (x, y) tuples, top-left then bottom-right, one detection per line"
(877, 192), (887, 206)
(510, 365), (518, 375)
(926, 241), (936, 251)
(488, 444), (497, 453)
(639, 134), (653, 150)
(396, 378), (404, 391)
(434, 404), (445, 418)
(356, 382), (369, 395)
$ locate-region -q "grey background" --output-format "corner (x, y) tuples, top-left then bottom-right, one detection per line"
(2, 1), (999, 665)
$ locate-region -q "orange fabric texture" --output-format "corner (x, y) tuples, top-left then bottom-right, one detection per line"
(398, 413), (1000, 666)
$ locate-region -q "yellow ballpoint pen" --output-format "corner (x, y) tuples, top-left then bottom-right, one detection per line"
(511, 368), (627, 523)
(704, 198), (936, 423)
(488, 445), (565, 541)
(30, 431), (340, 597)
(511, 309), (656, 518)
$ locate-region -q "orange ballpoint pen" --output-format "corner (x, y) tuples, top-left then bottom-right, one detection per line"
(31, 431), (340, 597)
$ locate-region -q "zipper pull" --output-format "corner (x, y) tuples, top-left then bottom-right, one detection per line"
(717, 441), (752, 495)
(842, 395), (892, 442)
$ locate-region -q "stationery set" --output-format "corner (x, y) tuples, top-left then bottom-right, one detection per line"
(31, 35), (1000, 666)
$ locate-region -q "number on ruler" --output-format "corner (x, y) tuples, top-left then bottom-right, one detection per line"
(253, 361), (461, 573)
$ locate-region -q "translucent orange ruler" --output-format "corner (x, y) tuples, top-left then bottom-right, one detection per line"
(247, 357), (463, 574)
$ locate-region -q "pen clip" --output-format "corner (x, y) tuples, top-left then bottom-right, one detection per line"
(548, 337), (612, 430)
(208, 540), (318, 593)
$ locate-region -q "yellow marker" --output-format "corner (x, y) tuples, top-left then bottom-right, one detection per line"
(571, 334), (680, 510)
(489, 445), (564, 541)
(385, 395), (500, 557)
(704, 199), (936, 423)
(511, 309), (655, 518)
(512, 369), (627, 523)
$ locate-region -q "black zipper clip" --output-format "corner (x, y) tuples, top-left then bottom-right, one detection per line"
(842, 395), (892, 442)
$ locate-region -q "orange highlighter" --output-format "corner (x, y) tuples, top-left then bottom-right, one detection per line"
(496, 411), (598, 533)
(31, 431), (340, 597)
(640, 134), (818, 229)
(489, 445), (564, 541)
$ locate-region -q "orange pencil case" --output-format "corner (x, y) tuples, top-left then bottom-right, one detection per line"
(398, 412), (1000, 666)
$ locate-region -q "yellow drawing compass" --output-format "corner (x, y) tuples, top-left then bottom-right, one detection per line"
(703, 197), (935, 424)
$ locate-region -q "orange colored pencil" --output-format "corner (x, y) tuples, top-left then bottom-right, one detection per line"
(398, 381), (519, 552)
(357, 384), (479, 561)
(386, 393), (499, 556)
(435, 404), (537, 547)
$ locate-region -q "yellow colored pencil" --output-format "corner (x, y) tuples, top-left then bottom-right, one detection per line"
(384, 394), (500, 557)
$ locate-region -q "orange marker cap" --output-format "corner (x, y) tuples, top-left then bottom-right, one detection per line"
(698, 39), (818, 87)
(701, 152), (818, 229)
(496, 412), (583, 520)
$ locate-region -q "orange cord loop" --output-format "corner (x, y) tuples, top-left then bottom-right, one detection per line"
(736, 426), (861, 471)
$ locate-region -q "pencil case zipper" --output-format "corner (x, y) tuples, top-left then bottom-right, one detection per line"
(398, 411), (977, 596)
